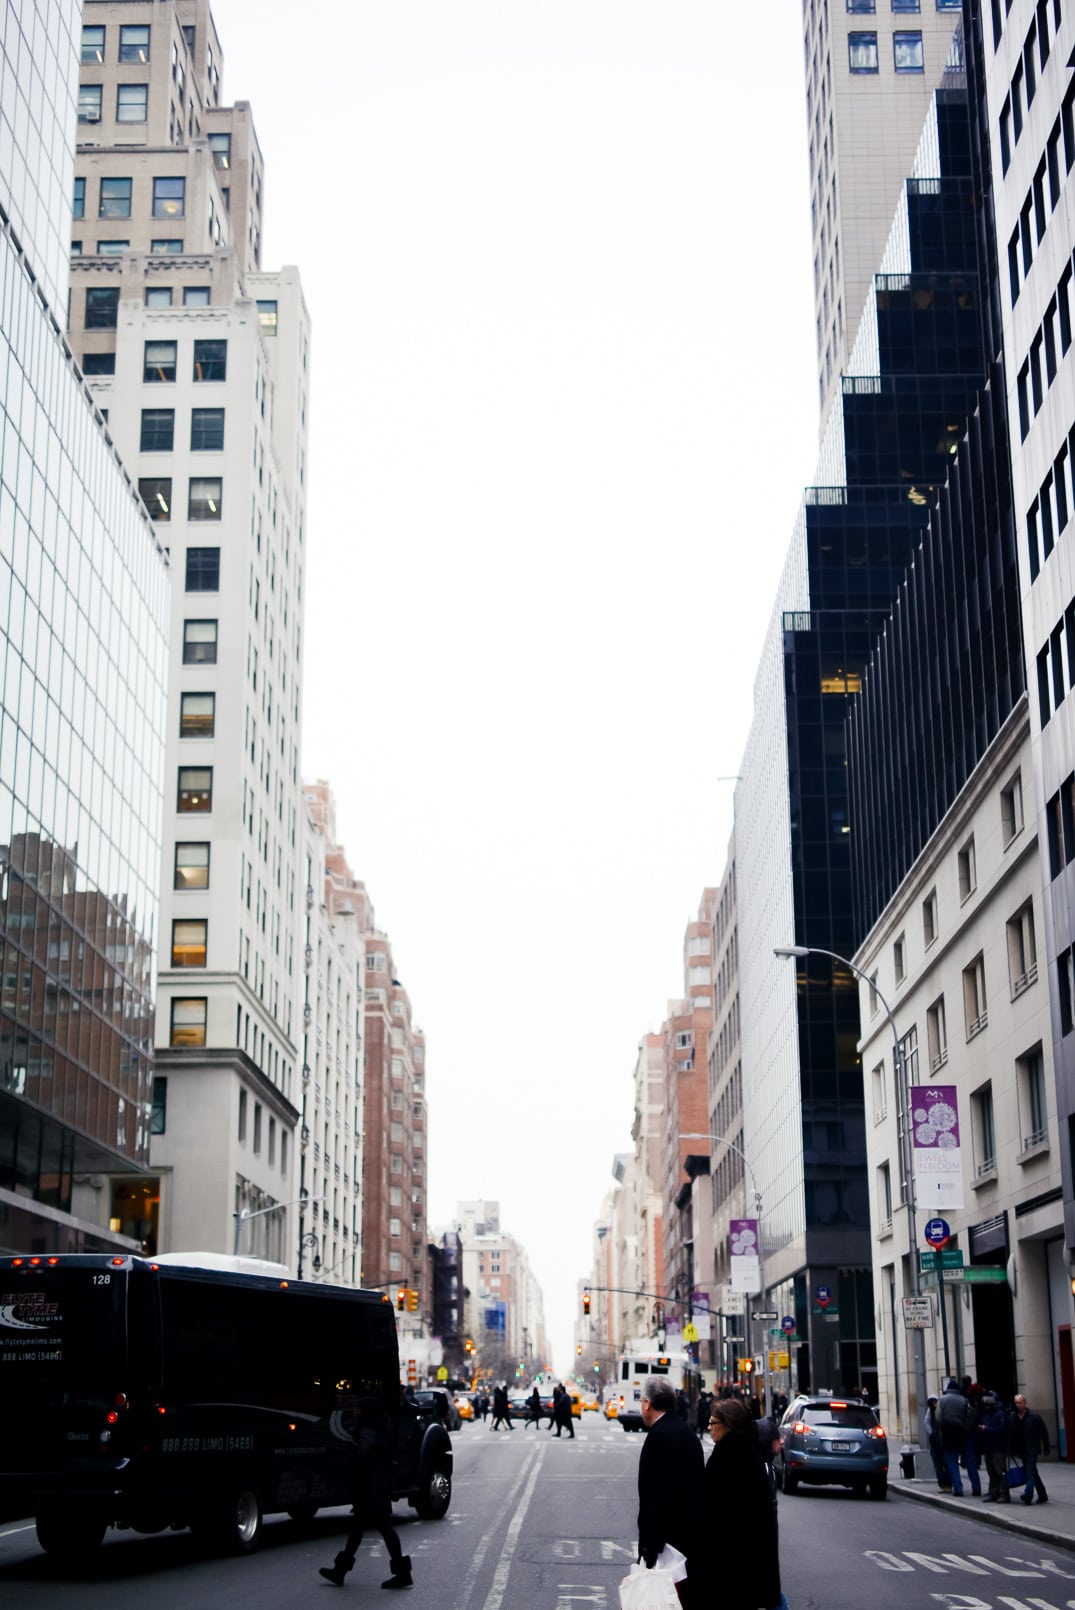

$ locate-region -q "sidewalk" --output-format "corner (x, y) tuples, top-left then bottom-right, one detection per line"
(893, 1458), (1075, 1552)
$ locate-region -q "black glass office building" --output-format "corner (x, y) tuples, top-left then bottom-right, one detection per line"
(735, 30), (1021, 1397)
(0, 3), (170, 1255)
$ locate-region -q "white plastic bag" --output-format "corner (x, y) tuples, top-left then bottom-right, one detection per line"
(655, 1545), (687, 1584)
(618, 1562), (682, 1610)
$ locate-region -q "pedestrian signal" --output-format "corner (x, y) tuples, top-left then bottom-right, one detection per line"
(739, 1357), (754, 1374)
(396, 1287), (406, 1311)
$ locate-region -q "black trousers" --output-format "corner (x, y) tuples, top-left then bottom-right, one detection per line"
(341, 1498), (403, 1568)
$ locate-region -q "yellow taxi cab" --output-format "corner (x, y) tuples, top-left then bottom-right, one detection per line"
(454, 1393), (475, 1422)
(569, 1391), (582, 1419)
(581, 1391), (599, 1412)
(604, 1395), (621, 1421)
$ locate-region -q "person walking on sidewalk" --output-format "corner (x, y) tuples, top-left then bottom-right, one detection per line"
(923, 1396), (950, 1492)
(936, 1378), (979, 1496)
(1010, 1393), (1050, 1505)
(978, 1390), (1010, 1503)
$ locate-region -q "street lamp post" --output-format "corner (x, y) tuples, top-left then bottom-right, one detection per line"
(774, 944), (928, 1440)
(233, 1192), (324, 1258)
(679, 1131), (768, 1416)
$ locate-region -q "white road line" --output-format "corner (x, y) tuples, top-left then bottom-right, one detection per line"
(454, 1442), (543, 1610)
(0, 1524), (35, 1538)
(479, 1442), (546, 1610)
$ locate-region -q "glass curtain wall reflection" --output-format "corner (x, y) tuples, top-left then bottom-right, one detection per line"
(0, 2), (170, 1253)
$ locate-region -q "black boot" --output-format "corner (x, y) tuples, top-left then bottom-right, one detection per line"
(320, 1551), (354, 1586)
(382, 1556), (413, 1590)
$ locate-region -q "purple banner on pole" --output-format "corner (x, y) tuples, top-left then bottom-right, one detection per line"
(911, 1086), (964, 1209)
(729, 1219), (759, 1293)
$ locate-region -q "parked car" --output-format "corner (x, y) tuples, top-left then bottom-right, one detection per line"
(410, 1388), (462, 1433)
(776, 1396), (888, 1499)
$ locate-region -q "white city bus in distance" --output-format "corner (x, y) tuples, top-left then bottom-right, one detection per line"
(614, 1347), (694, 1432)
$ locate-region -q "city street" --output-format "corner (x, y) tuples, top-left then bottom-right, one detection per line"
(4, 1416), (1075, 1610)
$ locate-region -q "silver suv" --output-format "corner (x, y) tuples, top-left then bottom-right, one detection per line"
(776, 1396), (888, 1499)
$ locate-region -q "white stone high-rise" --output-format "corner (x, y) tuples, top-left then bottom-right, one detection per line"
(70, 1), (310, 1263)
(805, 0), (963, 425)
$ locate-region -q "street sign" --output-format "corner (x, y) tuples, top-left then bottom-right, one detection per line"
(924, 1217), (951, 1248)
(920, 1248), (964, 1272)
(903, 1295), (934, 1329)
(752, 1310), (778, 1322)
(720, 1287), (746, 1316)
(768, 1351), (791, 1370)
(959, 1266), (1007, 1285)
(815, 1284), (832, 1308)
(781, 1315), (796, 1335)
(436, 1366), (448, 1381)
(682, 1322), (699, 1344)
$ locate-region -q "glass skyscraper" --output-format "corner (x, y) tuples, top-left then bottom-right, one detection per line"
(735, 33), (1023, 1396)
(0, 1), (170, 1254)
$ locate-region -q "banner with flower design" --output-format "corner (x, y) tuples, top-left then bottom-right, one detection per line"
(729, 1218), (760, 1293)
(911, 1085), (964, 1209)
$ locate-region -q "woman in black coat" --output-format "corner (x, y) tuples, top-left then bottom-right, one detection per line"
(704, 1397), (781, 1610)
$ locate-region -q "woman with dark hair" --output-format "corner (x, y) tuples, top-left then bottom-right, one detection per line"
(704, 1397), (782, 1610)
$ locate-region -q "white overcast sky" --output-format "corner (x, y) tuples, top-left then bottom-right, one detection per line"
(213, 0), (819, 1369)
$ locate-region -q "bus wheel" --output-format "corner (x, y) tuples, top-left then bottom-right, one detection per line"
(198, 1488), (263, 1553)
(35, 1511), (106, 1559)
(414, 1465), (452, 1520)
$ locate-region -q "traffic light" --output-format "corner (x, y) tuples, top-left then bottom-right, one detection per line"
(576, 1343), (583, 1356)
(740, 1357), (754, 1375)
(396, 1287), (406, 1312)
(582, 1290), (591, 1316)
(407, 1289), (419, 1312)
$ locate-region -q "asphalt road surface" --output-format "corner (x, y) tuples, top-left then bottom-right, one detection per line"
(3, 1414), (1075, 1609)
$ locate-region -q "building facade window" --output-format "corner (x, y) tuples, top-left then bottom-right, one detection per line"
(184, 286), (211, 306)
(926, 996), (948, 1071)
(1007, 901), (1038, 996)
(151, 1076), (167, 1134)
(96, 240), (128, 256)
(1001, 772), (1024, 844)
(185, 548), (220, 591)
(116, 83), (148, 122)
(180, 691), (215, 737)
(85, 287), (119, 328)
(894, 31), (925, 70)
(99, 177), (132, 219)
(1017, 1044), (1048, 1150)
(144, 340), (177, 382)
(188, 477), (222, 520)
(922, 887), (938, 947)
(139, 408), (174, 452)
(958, 836), (977, 901)
(78, 83), (102, 123)
(177, 766), (212, 812)
(972, 1084), (997, 1175)
(152, 176), (185, 218)
(138, 477), (171, 521)
(257, 299), (278, 334)
(193, 339), (227, 381)
(81, 25), (105, 62)
(849, 32), (880, 71)
(174, 841), (210, 890)
(172, 919), (207, 967)
(209, 132), (231, 168)
(145, 287), (173, 308)
(182, 618), (218, 663)
(118, 24), (150, 62)
(963, 952), (988, 1038)
(73, 177), (85, 218)
(191, 408), (225, 450)
(83, 352), (115, 375)
(170, 997), (207, 1047)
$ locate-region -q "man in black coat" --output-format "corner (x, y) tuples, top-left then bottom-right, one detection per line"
(637, 1378), (704, 1604)
(1010, 1393), (1050, 1504)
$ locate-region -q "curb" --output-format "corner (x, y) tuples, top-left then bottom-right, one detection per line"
(892, 1481), (1075, 1553)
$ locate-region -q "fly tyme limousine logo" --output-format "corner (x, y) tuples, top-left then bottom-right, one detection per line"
(0, 1292), (59, 1330)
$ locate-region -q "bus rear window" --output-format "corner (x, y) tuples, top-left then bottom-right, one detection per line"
(0, 1269), (126, 1385)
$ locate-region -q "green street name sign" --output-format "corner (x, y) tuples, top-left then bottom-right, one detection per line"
(920, 1249), (964, 1272)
